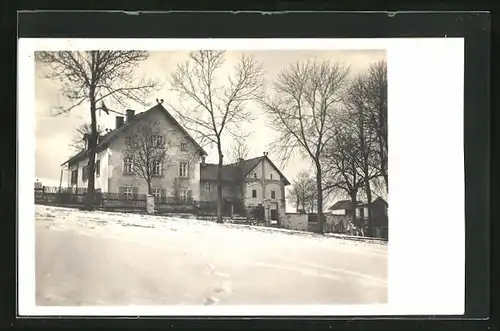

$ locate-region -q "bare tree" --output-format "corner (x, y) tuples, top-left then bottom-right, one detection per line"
(123, 119), (172, 195)
(170, 50), (265, 223)
(287, 171), (317, 212)
(226, 139), (250, 164)
(364, 61), (388, 192)
(69, 122), (105, 153)
(36, 51), (162, 210)
(323, 111), (366, 229)
(343, 71), (383, 237)
(262, 60), (351, 233)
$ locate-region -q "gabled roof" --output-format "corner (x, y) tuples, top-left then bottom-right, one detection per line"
(200, 155), (291, 186)
(367, 197), (388, 207)
(61, 103), (207, 166)
(330, 200), (363, 210)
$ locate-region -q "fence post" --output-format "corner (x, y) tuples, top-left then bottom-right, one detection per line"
(146, 194), (155, 214)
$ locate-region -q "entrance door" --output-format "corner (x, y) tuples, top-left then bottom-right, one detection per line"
(270, 209), (278, 220)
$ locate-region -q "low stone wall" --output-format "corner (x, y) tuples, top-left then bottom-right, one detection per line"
(282, 213), (308, 231)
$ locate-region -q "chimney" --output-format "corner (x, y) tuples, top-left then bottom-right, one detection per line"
(115, 116), (124, 129)
(126, 109), (135, 122)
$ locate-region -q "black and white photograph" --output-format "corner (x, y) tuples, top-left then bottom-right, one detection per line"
(33, 47), (388, 306)
(17, 36), (468, 317)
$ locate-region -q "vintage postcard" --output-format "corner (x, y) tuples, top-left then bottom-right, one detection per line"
(18, 38), (465, 316)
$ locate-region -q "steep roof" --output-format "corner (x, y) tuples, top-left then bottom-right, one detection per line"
(61, 103), (207, 166)
(367, 197), (388, 207)
(330, 200), (363, 210)
(200, 155), (291, 185)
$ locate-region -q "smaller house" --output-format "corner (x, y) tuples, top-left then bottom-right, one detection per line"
(199, 153), (291, 224)
(328, 200), (363, 234)
(330, 200), (364, 216)
(365, 197), (388, 239)
(328, 198), (388, 239)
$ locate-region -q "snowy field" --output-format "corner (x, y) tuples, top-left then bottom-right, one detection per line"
(35, 205), (388, 306)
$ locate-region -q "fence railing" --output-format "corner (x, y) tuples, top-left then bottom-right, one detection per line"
(34, 186), (234, 216)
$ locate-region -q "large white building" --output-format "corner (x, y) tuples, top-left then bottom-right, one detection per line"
(61, 103), (207, 201)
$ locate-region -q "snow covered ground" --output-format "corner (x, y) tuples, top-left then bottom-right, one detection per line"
(35, 205), (388, 306)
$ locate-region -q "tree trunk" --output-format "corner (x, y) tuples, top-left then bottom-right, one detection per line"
(378, 99), (388, 192)
(216, 145), (224, 223)
(315, 162), (324, 234)
(147, 181), (152, 195)
(83, 97), (97, 211)
(350, 190), (357, 235)
(365, 183), (373, 237)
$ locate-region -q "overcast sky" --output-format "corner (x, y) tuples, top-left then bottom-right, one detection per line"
(35, 49), (386, 208)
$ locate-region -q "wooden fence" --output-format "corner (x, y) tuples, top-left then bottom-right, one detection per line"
(34, 186), (241, 217)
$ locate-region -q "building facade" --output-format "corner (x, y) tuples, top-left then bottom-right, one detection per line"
(200, 153), (291, 223)
(61, 104), (207, 201)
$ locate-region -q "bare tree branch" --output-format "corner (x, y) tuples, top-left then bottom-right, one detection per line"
(262, 59), (351, 233)
(225, 138), (250, 164)
(123, 119), (173, 195)
(69, 122), (105, 153)
(36, 50), (163, 209)
(169, 50), (265, 223)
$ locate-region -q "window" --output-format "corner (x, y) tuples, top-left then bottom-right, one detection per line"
(71, 170), (78, 184)
(180, 190), (192, 201)
(123, 187), (134, 200)
(179, 162), (188, 177)
(123, 157), (133, 174)
(95, 160), (100, 177)
(253, 172), (257, 179)
(205, 182), (211, 191)
(270, 174), (273, 180)
(252, 189), (257, 198)
(151, 134), (164, 147)
(180, 142), (188, 151)
(271, 190), (276, 199)
(152, 161), (163, 176)
(82, 165), (89, 181)
(152, 187), (162, 201)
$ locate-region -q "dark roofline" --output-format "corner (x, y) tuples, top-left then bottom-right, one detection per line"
(226, 155), (291, 186)
(61, 103), (207, 167)
(201, 155), (291, 186)
(329, 200), (363, 210)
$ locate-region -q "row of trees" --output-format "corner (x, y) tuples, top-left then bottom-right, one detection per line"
(281, 61), (387, 235)
(37, 50), (386, 231)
